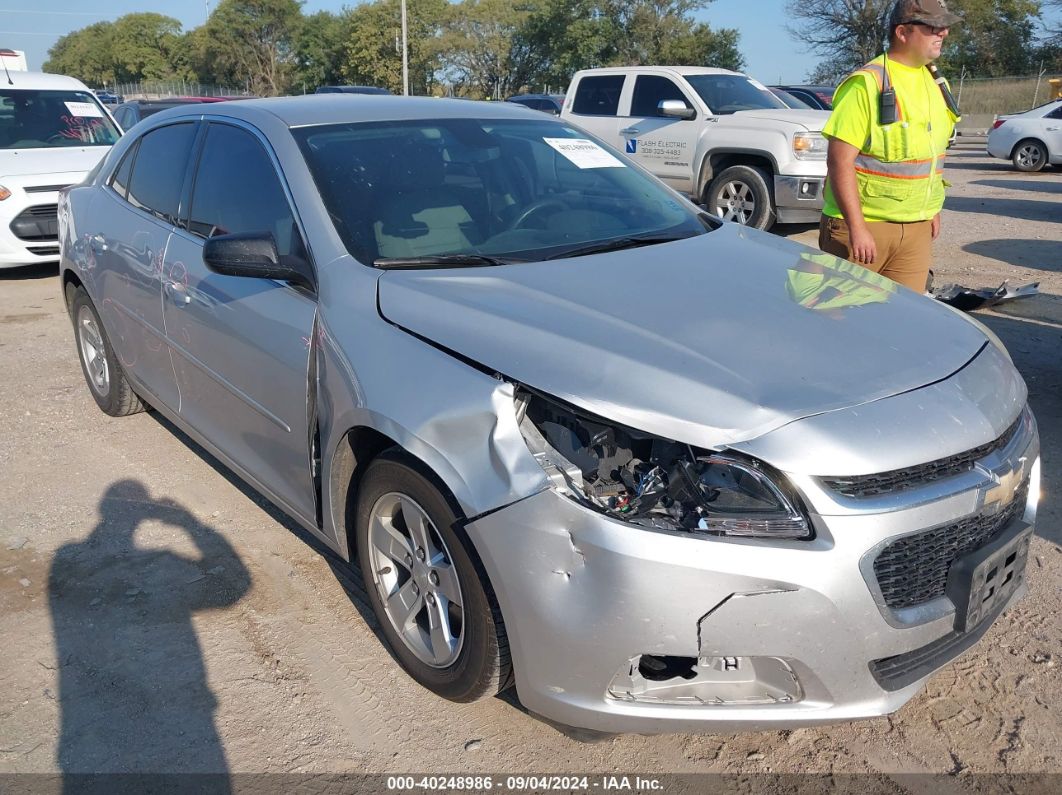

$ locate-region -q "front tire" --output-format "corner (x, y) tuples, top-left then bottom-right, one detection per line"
(355, 450), (512, 702)
(70, 287), (144, 417)
(705, 165), (776, 230)
(1012, 139), (1047, 172)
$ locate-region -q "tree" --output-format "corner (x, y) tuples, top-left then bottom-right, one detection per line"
(109, 14), (185, 83)
(197, 0), (303, 96)
(784, 0), (893, 83)
(292, 11), (347, 92)
(341, 0), (447, 94)
(44, 23), (118, 86)
(440, 0), (538, 98)
(941, 0), (1042, 76)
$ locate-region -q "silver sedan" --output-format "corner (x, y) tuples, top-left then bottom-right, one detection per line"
(987, 98), (1062, 171)
(58, 96), (1039, 733)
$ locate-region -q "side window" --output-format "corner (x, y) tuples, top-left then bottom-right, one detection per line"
(188, 123), (301, 258)
(1047, 105), (1062, 120)
(631, 76), (691, 117)
(572, 75), (625, 116)
(125, 123), (197, 224)
(110, 142), (138, 200)
(114, 107), (132, 129)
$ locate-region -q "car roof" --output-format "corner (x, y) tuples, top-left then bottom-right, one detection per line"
(574, 66), (741, 78)
(1, 71), (93, 91)
(146, 95), (555, 128)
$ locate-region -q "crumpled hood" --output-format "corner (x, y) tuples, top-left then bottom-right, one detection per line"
(377, 225), (988, 448)
(728, 108), (830, 131)
(0, 147), (107, 179)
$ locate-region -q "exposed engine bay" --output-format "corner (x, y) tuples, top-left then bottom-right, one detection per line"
(514, 388), (809, 538)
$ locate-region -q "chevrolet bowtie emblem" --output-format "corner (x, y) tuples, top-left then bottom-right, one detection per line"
(982, 462), (1025, 511)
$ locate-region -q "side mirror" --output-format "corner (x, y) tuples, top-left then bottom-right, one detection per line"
(203, 232), (313, 289)
(658, 100), (695, 120)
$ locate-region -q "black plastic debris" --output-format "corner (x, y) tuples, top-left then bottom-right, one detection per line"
(931, 280), (1039, 312)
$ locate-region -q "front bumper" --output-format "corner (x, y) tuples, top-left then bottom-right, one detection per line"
(774, 175), (825, 223)
(466, 428), (1038, 733)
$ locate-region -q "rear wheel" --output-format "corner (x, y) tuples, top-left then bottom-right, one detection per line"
(355, 450), (512, 702)
(70, 288), (144, 417)
(1012, 139), (1047, 172)
(705, 165), (776, 230)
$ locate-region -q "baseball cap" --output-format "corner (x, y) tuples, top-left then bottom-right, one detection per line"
(888, 0), (961, 30)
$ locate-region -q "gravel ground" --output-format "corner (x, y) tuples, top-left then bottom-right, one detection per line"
(0, 143), (1059, 788)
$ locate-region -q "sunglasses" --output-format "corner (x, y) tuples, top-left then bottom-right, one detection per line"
(907, 21), (949, 35)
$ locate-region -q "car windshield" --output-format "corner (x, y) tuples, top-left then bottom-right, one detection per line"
(0, 89), (121, 149)
(684, 75), (788, 114)
(294, 117), (712, 265)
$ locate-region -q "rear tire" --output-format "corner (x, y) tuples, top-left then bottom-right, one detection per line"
(355, 450), (512, 702)
(1012, 139), (1047, 172)
(70, 288), (144, 417)
(705, 165), (776, 230)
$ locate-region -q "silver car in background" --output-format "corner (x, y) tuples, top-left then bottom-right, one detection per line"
(58, 97), (1039, 733)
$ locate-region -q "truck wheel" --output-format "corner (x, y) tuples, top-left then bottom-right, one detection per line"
(705, 165), (776, 230)
(1012, 139), (1047, 172)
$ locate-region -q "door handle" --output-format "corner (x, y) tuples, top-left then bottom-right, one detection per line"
(1047, 127), (1059, 131)
(164, 281), (191, 306)
(620, 127), (640, 136)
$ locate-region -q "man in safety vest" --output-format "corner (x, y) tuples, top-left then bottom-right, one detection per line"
(819, 0), (961, 292)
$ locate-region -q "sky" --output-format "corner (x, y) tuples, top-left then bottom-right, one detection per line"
(1, 0), (1059, 87)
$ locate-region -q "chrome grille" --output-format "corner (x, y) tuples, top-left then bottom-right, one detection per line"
(873, 482), (1028, 609)
(824, 414), (1023, 498)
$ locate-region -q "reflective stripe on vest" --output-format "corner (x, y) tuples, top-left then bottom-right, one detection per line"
(854, 154), (944, 179)
(852, 63), (905, 122)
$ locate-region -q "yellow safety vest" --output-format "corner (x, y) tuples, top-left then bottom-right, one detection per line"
(840, 56), (959, 222)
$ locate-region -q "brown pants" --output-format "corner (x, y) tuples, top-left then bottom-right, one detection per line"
(819, 215), (933, 292)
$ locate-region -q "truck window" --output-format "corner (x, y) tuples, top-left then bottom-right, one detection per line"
(683, 75), (787, 115)
(631, 76), (691, 117)
(572, 76), (624, 116)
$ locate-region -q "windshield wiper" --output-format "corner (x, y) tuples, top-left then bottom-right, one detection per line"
(372, 254), (515, 269)
(544, 235), (692, 261)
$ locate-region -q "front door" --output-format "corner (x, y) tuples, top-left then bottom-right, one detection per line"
(620, 75), (699, 193)
(162, 121), (318, 524)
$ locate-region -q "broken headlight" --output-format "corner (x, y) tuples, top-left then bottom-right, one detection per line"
(515, 389), (810, 539)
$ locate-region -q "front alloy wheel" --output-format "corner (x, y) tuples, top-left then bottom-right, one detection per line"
(1012, 140), (1047, 172)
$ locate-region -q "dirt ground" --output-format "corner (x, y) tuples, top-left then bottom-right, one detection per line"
(1, 143), (1059, 788)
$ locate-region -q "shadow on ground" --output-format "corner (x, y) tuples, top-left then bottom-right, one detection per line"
(0, 263), (58, 282)
(49, 479), (250, 787)
(972, 178), (1062, 196)
(962, 239), (1062, 272)
(946, 195), (1060, 224)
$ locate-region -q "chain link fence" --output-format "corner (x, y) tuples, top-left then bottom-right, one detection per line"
(113, 81), (255, 101)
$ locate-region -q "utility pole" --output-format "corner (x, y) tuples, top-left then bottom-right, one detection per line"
(401, 0), (409, 96)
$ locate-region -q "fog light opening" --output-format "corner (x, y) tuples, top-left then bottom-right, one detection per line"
(609, 654), (803, 706)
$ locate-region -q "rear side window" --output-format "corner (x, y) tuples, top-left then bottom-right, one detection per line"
(125, 123), (197, 224)
(110, 143), (138, 199)
(1047, 105), (1062, 120)
(631, 76), (691, 117)
(572, 75), (624, 116)
(187, 123), (300, 257)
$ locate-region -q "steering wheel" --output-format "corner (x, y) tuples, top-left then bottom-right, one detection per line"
(508, 198), (569, 230)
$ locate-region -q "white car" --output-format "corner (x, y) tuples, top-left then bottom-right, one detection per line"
(1, 72), (121, 268)
(986, 98), (1062, 172)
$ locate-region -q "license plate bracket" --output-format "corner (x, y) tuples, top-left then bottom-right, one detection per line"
(946, 521), (1032, 632)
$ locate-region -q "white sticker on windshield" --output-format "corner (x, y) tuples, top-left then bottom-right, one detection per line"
(543, 138), (625, 169)
(64, 102), (104, 118)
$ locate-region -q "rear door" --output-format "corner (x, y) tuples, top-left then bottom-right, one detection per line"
(93, 121), (199, 410)
(566, 74), (627, 147)
(1043, 104), (1062, 161)
(161, 120), (318, 524)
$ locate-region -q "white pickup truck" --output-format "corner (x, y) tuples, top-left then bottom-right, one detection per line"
(561, 66), (831, 229)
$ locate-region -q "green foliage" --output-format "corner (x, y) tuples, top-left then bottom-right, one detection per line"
(292, 11), (347, 92)
(196, 0), (304, 96)
(941, 0), (1043, 76)
(785, 0), (893, 83)
(341, 0), (448, 95)
(44, 16), (186, 86)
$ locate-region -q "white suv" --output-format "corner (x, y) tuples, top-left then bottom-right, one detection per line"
(1, 72), (120, 268)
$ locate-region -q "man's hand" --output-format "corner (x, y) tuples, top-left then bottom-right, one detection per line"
(931, 213), (941, 240)
(849, 222), (877, 265)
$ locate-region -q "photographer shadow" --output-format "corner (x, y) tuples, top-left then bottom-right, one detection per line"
(49, 480), (250, 789)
